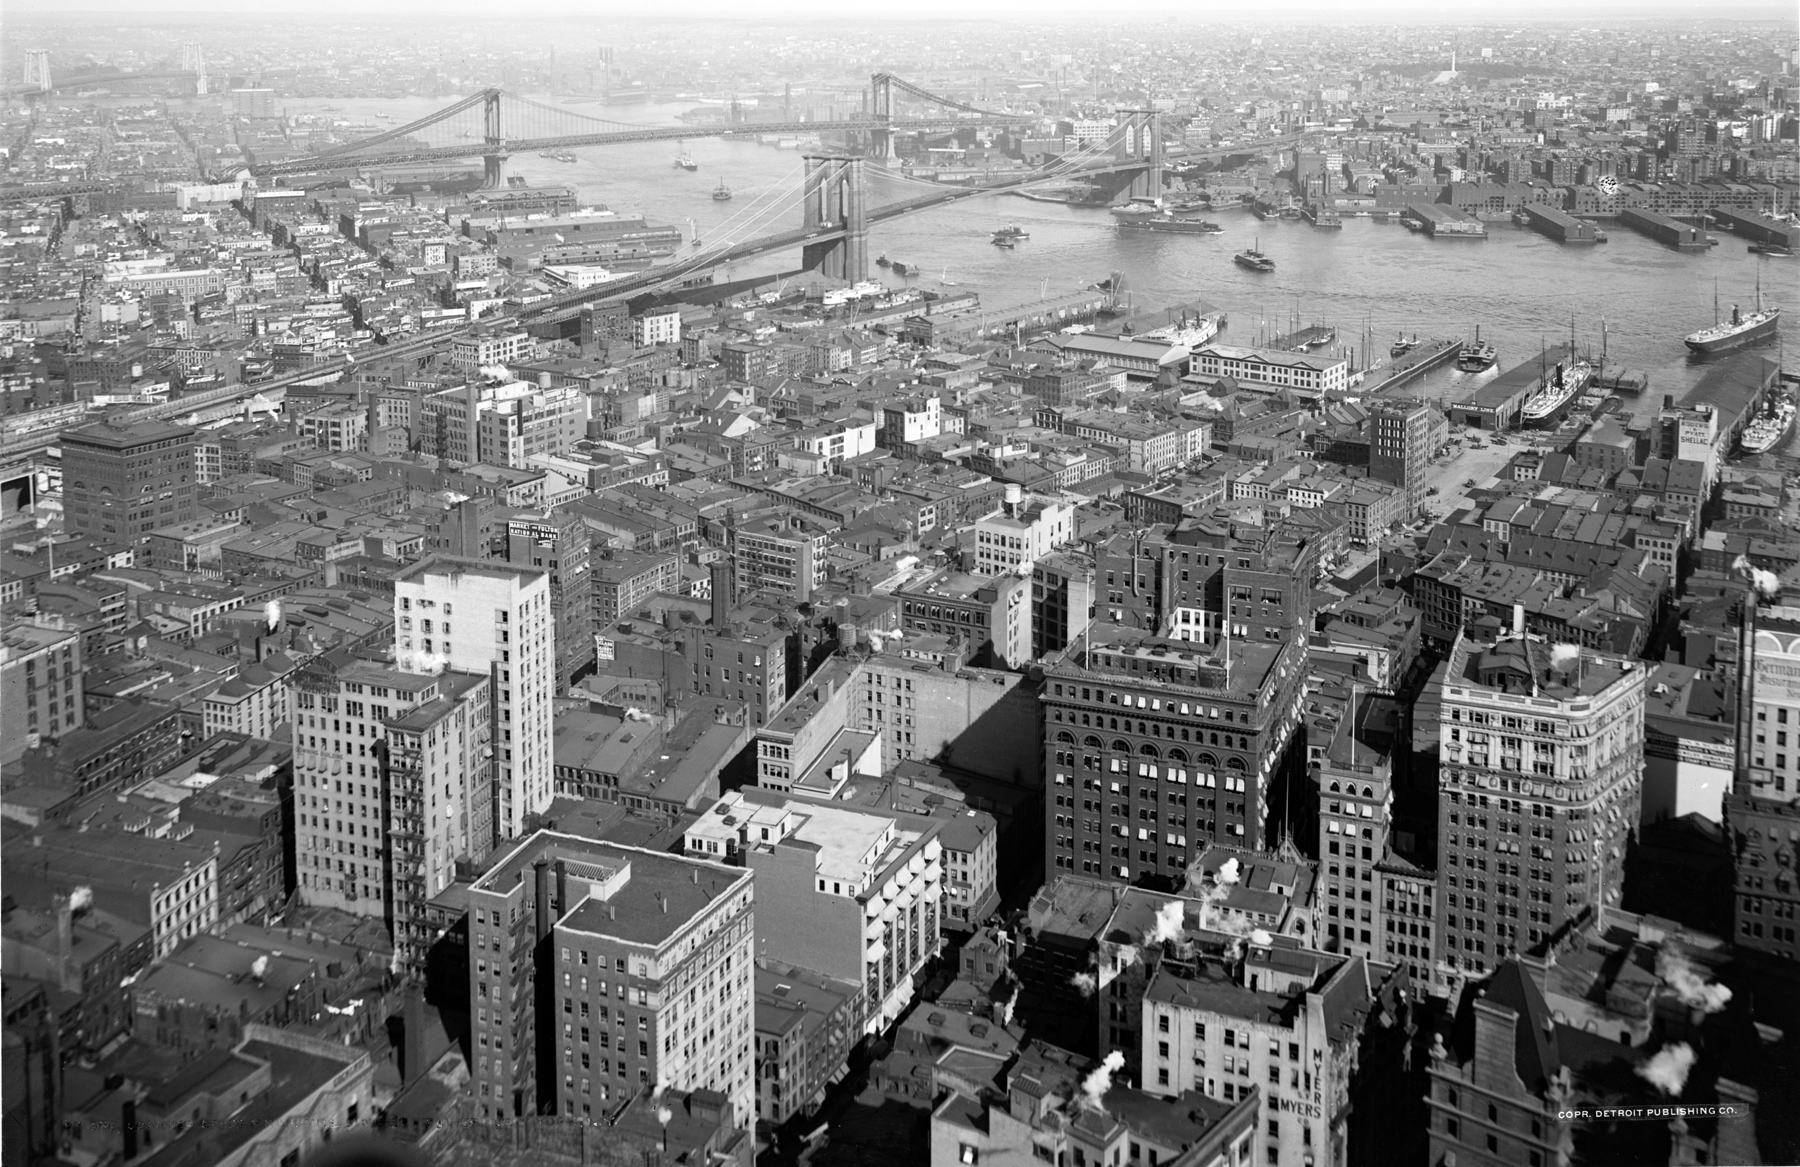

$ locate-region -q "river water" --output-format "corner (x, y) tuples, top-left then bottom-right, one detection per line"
(268, 94), (1797, 431)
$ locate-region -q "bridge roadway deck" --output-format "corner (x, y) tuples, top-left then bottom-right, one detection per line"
(251, 116), (1036, 178)
(0, 328), (450, 463)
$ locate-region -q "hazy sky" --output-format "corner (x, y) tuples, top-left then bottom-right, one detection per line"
(5, 0), (1796, 20)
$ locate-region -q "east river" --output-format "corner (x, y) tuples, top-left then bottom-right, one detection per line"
(271, 95), (1798, 434)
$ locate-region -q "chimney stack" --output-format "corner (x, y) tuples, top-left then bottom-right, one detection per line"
(710, 562), (733, 629)
(54, 893), (75, 993)
(402, 991), (428, 1087)
(534, 859), (553, 941)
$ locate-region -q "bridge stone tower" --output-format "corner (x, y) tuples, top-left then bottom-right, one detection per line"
(481, 88), (508, 189)
(1113, 109), (1164, 202)
(869, 73), (897, 162)
(801, 155), (868, 283)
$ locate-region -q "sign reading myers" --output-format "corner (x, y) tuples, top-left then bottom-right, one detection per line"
(1277, 1095), (1322, 1119)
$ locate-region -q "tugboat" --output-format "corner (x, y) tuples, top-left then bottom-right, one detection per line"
(1457, 325), (1497, 371)
(992, 235), (1017, 249)
(712, 180), (732, 201)
(876, 255), (892, 268)
(1233, 237), (1275, 272)
(992, 223), (1029, 242)
(1685, 275), (1781, 354)
(1112, 199), (1162, 219)
(1390, 333), (1420, 358)
(674, 142), (698, 171)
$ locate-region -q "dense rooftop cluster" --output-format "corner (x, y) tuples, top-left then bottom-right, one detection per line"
(1, 15), (1797, 1167)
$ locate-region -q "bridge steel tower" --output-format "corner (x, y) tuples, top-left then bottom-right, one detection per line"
(1113, 109), (1163, 202)
(800, 155), (868, 283)
(23, 50), (51, 94)
(481, 88), (508, 189)
(181, 43), (208, 95)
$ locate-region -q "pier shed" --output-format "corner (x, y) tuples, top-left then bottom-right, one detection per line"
(1449, 344), (1575, 430)
(1618, 209), (1710, 251)
(1403, 203), (1487, 238)
(1711, 209), (1800, 250)
(1521, 204), (1601, 245)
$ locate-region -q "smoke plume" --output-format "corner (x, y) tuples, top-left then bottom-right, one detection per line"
(1549, 643), (1582, 672)
(1144, 900), (1185, 946)
(250, 955), (270, 980)
(1733, 555), (1782, 601)
(1080, 1050), (1126, 1110)
(68, 886), (93, 913)
(1636, 1043), (1696, 1097)
(1216, 858), (1241, 885)
(1070, 972), (1097, 998)
(1657, 945), (1732, 1014)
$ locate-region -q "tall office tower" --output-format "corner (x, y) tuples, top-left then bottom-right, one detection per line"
(291, 656), (492, 978)
(1727, 598), (1800, 961)
(61, 421), (196, 546)
(1041, 623), (1307, 882)
(395, 557), (554, 847)
(1369, 398), (1442, 513)
(466, 831), (755, 1124)
(506, 512), (593, 693)
(1316, 698), (1394, 966)
(1435, 625), (1644, 986)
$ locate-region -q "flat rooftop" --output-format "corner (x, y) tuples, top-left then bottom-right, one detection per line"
(475, 830), (748, 950)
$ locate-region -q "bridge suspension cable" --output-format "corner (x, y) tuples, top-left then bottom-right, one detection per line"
(633, 160), (820, 296)
(876, 73), (1030, 120)
(307, 90), (491, 159)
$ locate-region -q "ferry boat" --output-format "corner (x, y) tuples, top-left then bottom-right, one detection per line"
(1685, 277), (1780, 354)
(1233, 237), (1275, 272)
(1117, 216), (1224, 235)
(712, 180), (732, 201)
(993, 223), (1029, 241)
(1740, 395), (1796, 455)
(1521, 359), (1593, 426)
(1748, 244), (1793, 256)
(1457, 326), (1497, 371)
